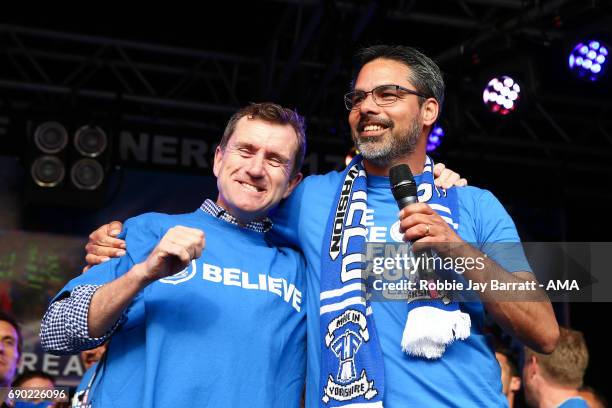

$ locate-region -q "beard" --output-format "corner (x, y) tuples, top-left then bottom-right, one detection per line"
(352, 115), (422, 168)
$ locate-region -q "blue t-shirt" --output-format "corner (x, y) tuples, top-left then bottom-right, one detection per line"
(558, 397), (589, 408)
(55, 209), (306, 408)
(72, 363), (96, 407)
(270, 171), (531, 408)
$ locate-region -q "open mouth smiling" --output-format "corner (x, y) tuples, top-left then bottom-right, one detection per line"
(238, 181), (265, 193)
(358, 121), (391, 136)
(357, 117), (393, 135)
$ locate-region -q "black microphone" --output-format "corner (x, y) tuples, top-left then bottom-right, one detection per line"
(390, 163), (438, 267)
(389, 164), (418, 209)
(389, 164), (451, 304)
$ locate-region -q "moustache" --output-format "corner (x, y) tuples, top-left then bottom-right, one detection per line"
(357, 115), (394, 131)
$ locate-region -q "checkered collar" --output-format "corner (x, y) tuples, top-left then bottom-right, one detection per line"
(200, 199), (272, 233)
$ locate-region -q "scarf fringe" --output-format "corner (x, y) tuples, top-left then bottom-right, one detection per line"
(401, 306), (472, 359)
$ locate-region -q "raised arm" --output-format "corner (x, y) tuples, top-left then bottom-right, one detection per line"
(87, 225), (204, 337)
(41, 225), (204, 353)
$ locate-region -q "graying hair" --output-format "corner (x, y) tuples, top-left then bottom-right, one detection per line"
(351, 45), (445, 110)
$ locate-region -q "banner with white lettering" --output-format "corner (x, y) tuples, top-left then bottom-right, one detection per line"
(0, 230), (87, 386)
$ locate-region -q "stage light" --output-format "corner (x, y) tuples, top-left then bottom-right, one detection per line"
(25, 120), (112, 208)
(70, 158), (105, 190)
(427, 124), (445, 152)
(30, 156), (65, 187)
(74, 125), (108, 157)
(568, 40), (608, 81)
(33, 122), (68, 154)
(483, 76), (521, 115)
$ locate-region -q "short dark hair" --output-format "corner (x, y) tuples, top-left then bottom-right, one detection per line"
(220, 102), (307, 177)
(495, 345), (519, 377)
(13, 370), (55, 387)
(0, 310), (22, 357)
(525, 327), (588, 388)
(351, 45), (445, 110)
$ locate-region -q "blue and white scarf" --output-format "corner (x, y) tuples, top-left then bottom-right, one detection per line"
(319, 155), (470, 407)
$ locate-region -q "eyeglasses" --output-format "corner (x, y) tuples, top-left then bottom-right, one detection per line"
(344, 84), (429, 110)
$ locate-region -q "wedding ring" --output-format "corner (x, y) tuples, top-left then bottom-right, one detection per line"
(425, 224), (431, 236)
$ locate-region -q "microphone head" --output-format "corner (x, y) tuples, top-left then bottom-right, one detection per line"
(389, 164), (417, 202)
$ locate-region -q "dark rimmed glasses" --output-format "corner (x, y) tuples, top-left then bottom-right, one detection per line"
(344, 84), (429, 110)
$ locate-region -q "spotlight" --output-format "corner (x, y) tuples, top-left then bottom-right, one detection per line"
(30, 156), (65, 187)
(25, 119), (112, 208)
(33, 122), (68, 153)
(70, 158), (105, 190)
(483, 76), (521, 115)
(568, 40), (608, 81)
(74, 125), (108, 157)
(427, 125), (445, 152)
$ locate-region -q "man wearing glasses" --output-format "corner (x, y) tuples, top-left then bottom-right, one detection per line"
(81, 45), (556, 407)
(270, 45), (558, 407)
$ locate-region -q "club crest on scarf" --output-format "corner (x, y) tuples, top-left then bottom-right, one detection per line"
(320, 158), (383, 407)
(321, 309), (379, 404)
(320, 155), (469, 406)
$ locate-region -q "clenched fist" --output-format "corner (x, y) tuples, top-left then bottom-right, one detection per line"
(139, 226), (205, 283)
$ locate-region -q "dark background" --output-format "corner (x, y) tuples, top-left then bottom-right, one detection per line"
(1, 2), (611, 405)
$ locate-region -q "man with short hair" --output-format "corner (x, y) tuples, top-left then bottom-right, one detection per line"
(41, 102), (308, 407)
(268, 44), (558, 407)
(523, 327), (590, 408)
(496, 347), (522, 408)
(0, 311), (22, 408)
(81, 45), (545, 407)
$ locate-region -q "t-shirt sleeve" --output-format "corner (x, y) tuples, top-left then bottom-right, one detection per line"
(49, 252), (133, 304)
(42, 213), (164, 353)
(51, 213), (162, 302)
(269, 179), (308, 248)
(474, 189), (532, 274)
